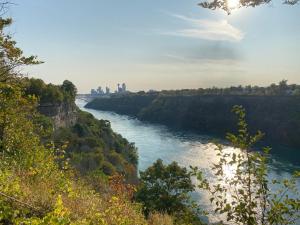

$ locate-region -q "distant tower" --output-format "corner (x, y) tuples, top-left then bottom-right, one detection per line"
(91, 89), (97, 95)
(117, 83), (122, 93)
(122, 83), (126, 92)
(106, 86), (110, 94)
(97, 86), (103, 95)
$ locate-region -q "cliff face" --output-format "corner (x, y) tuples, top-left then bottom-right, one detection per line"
(38, 102), (78, 129)
(86, 95), (300, 149)
(86, 94), (157, 116)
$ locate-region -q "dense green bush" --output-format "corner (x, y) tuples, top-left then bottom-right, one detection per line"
(136, 159), (204, 225)
(24, 78), (77, 104)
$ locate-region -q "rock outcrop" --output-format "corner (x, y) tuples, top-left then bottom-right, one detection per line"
(38, 102), (78, 129)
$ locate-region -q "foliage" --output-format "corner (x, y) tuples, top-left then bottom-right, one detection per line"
(192, 105), (300, 224)
(156, 80), (300, 96)
(0, 10), (42, 83)
(109, 174), (136, 200)
(61, 80), (77, 102)
(0, 82), (69, 223)
(147, 213), (174, 225)
(24, 78), (77, 104)
(54, 110), (139, 183)
(33, 113), (55, 138)
(0, 82), (42, 169)
(135, 159), (204, 225)
(198, 0), (298, 14)
(16, 195), (71, 225)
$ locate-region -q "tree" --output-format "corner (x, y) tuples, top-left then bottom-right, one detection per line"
(61, 80), (77, 101)
(0, 6), (42, 83)
(41, 83), (64, 103)
(135, 159), (203, 225)
(192, 105), (300, 224)
(24, 78), (46, 97)
(0, 3), (43, 163)
(278, 79), (289, 95)
(198, 0), (298, 14)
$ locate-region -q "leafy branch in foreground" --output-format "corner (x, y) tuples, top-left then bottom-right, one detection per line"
(198, 0), (298, 15)
(192, 105), (300, 225)
(0, 12), (43, 83)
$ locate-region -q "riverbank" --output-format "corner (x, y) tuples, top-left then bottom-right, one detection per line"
(85, 94), (300, 151)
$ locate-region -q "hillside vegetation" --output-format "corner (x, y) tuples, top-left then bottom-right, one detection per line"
(0, 81), (148, 224)
(24, 78), (139, 184)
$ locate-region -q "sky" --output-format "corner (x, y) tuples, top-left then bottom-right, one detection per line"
(8, 0), (300, 93)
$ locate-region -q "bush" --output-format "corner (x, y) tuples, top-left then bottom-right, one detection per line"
(102, 161), (116, 176)
(108, 151), (124, 167)
(148, 213), (174, 225)
(135, 159), (203, 224)
(193, 105), (300, 224)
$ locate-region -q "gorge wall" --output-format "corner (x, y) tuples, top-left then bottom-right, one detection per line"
(86, 94), (300, 149)
(38, 102), (78, 129)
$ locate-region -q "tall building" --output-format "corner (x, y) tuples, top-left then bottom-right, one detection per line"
(97, 86), (104, 95)
(91, 89), (98, 95)
(106, 87), (110, 94)
(122, 83), (126, 92)
(118, 83), (124, 93)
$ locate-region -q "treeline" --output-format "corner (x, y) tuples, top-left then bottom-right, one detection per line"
(24, 78), (77, 104)
(147, 80), (300, 96)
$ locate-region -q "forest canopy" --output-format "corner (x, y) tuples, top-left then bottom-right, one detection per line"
(24, 78), (77, 104)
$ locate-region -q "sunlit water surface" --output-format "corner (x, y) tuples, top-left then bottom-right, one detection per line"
(76, 99), (300, 224)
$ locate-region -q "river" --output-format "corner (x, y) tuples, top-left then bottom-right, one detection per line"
(76, 99), (300, 223)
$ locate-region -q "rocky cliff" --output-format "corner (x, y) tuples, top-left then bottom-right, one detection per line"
(38, 102), (78, 129)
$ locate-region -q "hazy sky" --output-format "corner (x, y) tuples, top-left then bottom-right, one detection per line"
(9, 0), (300, 93)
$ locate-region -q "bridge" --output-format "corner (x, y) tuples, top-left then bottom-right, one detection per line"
(76, 94), (95, 103)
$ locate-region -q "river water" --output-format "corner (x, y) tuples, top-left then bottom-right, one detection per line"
(76, 99), (300, 223)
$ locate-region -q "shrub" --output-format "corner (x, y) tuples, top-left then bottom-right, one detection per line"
(102, 161), (116, 176)
(148, 213), (174, 225)
(135, 159), (204, 224)
(193, 105), (300, 224)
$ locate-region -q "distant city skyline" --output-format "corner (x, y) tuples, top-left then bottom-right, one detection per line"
(90, 83), (127, 95)
(9, 0), (300, 93)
